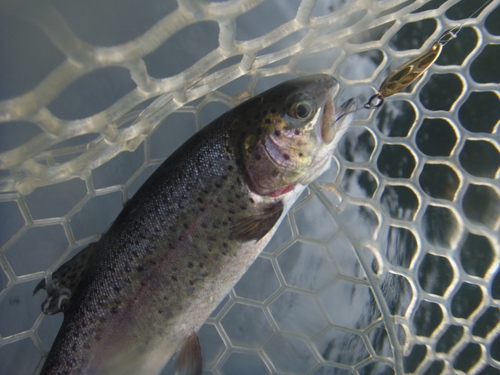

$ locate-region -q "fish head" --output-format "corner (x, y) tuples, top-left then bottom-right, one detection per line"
(236, 74), (357, 196)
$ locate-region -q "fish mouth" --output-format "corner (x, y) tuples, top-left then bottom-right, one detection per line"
(335, 98), (358, 124)
(322, 96), (358, 143)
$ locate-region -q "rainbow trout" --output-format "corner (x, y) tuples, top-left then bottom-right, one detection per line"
(34, 74), (356, 374)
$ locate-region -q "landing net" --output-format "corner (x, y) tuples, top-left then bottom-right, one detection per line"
(0, 0), (499, 374)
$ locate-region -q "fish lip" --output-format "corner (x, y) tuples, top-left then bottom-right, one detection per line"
(325, 97), (358, 138)
(335, 98), (358, 123)
(321, 85), (357, 143)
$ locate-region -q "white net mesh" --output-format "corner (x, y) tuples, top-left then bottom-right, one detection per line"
(1, 0), (499, 374)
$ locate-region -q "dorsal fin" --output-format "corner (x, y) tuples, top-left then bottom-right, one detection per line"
(33, 242), (98, 315)
(229, 200), (284, 242)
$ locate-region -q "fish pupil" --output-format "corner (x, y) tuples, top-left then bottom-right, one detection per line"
(296, 102), (312, 119)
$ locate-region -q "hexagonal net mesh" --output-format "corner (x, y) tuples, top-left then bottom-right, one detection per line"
(0, 0), (499, 374)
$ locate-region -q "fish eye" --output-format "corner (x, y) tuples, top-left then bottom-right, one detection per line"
(289, 101), (314, 120)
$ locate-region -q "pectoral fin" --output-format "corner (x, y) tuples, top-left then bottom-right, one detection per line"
(229, 200), (284, 242)
(176, 331), (202, 375)
(33, 242), (98, 314)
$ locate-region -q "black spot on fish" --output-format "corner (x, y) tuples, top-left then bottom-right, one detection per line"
(222, 242), (228, 248)
(264, 118), (271, 124)
(171, 275), (178, 282)
(249, 197), (255, 203)
(227, 165), (234, 171)
(283, 153), (290, 160)
(187, 262), (194, 268)
(298, 152), (304, 157)
(272, 169), (279, 177)
(137, 265), (144, 272)
(295, 129), (301, 135)
(199, 206), (205, 212)
(183, 222), (189, 229)
(275, 130), (281, 136)
(240, 205), (247, 210)
(197, 197), (203, 203)
(215, 182), (222, 189)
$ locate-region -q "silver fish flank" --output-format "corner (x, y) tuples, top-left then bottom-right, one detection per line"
(35, 74), (357, 374)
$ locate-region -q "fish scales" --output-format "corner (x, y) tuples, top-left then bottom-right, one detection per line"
(37, 74), (357, 374)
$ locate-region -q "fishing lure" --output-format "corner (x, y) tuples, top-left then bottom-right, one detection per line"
(360, 0), (492, 111)
(364, 28), (458, 110)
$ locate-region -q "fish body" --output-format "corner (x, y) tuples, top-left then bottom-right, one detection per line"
(36, 74), (356, 374)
